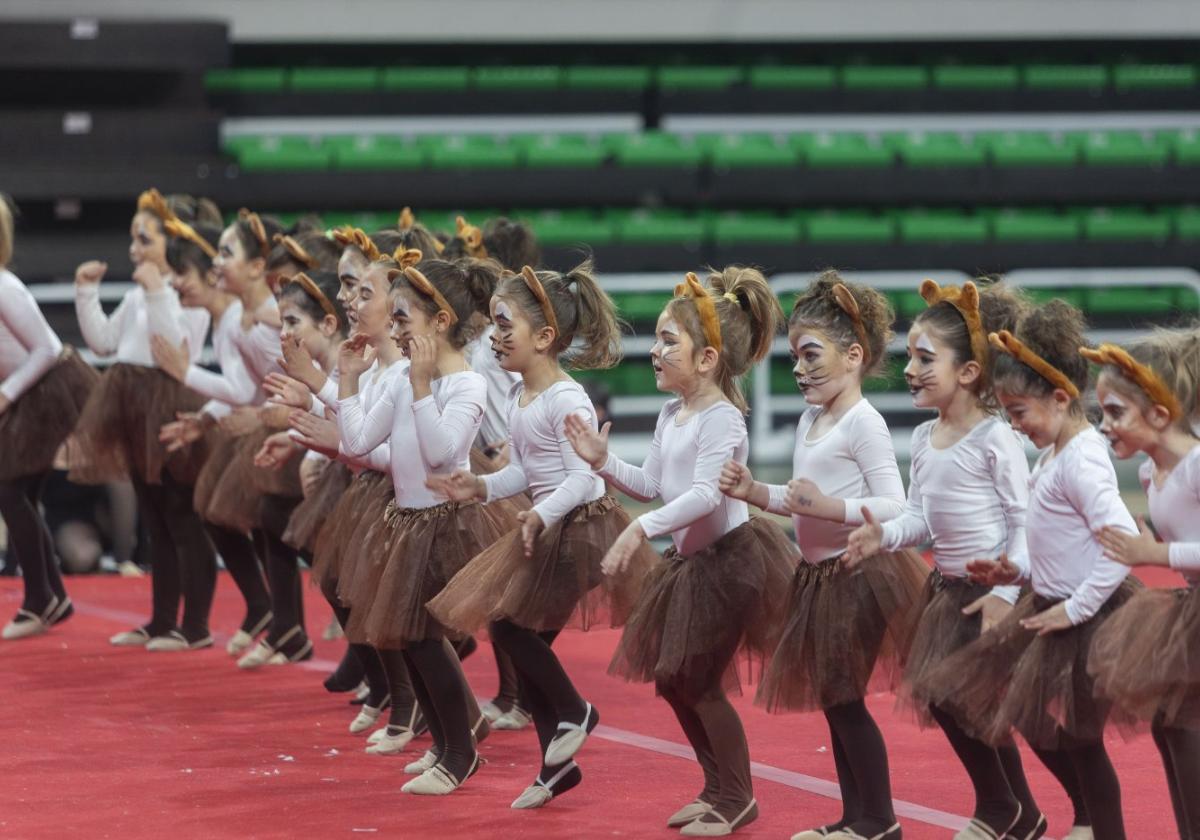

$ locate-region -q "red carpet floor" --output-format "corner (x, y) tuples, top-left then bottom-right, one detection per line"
(0, 570), (1180, 840)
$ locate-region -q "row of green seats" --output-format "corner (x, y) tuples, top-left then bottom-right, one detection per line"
(224, 129), (1200, 172)
(206, 63), (1199, 94)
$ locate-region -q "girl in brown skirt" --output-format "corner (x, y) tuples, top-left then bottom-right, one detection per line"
(923, 301), (1143, 840)
(426, 261), (655, 808)
(720, 272), (928, 840)
(566, 269), (794, 836)
(332, 259), (517, 794)
(72, 189), (218, 650)
(0, 194), (98, 639)
(1083, 330), (1200, 840)
(846, 279), (1049, 840)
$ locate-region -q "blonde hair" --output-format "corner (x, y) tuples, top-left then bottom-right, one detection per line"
(0, 195), (13, 270)
(1098, 325), (1200, 430)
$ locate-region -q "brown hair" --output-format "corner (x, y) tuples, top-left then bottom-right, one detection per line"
(278, 269), (348, 335)
(667, 266), (783, 413)
(0, 194), (13, 270)
(1093, 325), (1200, 430)
(494, 259), (623, 370)
(788, 269), (893, 379)
(268, 229), (341, 273)
(992, 298), (1090, 413)
(916, 280), (1029, 410)
(232, 210), (283, 261)
(388, 257), (502, 349)
(166, 221), (222, 278)
(442, 216), (541, 272)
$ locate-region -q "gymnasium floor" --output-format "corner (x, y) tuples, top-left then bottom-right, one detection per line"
(1, 570), (1177, 840)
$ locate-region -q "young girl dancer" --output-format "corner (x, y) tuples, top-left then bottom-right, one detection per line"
(334, 259), (514, 793)
(925, 301), (1142, 840)
(1084, 332), (1200, 840)
(426, 261), (654, 808)
(846, 280), (1046, 840)
(719, 272), (928, 840)
(72, 189), (216, 649)
(152, 218), (274, 654)
(565, 268), (793, 836)
(0, 195), (98, 639)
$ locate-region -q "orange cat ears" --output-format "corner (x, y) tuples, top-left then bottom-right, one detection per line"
(674, 272), (738, 352)
(385, 265), (458, 325)
(272, 233), (318, 269)
(521, 265), (559, 336)
(830, 282), (872, 365)
(455, 216), (488, 259)
(282, 272), (338, 320)
(136, 188), (176, 224)
(989, 330), (1080, 399)
(1081, 343), (1182, 420)
(332, 226), (381, 261)
(920, 279), (987, 365)
(237, 208), (271, 258)
(163, 218), (217, 259)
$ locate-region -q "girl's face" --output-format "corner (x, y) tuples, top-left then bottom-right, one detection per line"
(650, 310), (705, 395)
(129, 212), (168, 271)
(213, 226), (257, 296)
(996, 388), (1071, 449)
(279, 299), (333, 359)
(171, 265), (215, 308)
(488, 295), (545, 374)
(788, 325), (856, 407)
(389, 288), (437, 357)
(1096, 373), (1162, 460)
(353, 266), (393, 343)
(904, 323), (975, 411)
(337, 249), (368, 326)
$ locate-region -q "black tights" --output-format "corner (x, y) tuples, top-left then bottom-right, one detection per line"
(492, 646), (522, 712)
(204, 524), (270, 634)
(255, 494), (304, 647)
(930, 704), (1042, 834)
(132, 474), (215, 639)
(821, 700), (896, 836)
(401, 637), (478, 780)
(1152, 714), (1200, 840)
(0, 471), (64, 616)
(1032, 737), (1123, 840)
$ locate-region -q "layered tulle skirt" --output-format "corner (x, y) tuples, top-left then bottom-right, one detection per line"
(0, 348), (98, 481)
(283, 460), (353, 554)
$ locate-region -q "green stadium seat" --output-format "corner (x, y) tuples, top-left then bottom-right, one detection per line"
(932, 65), (1019, 90)
(381, 67), (470, 92)
(841, 65), (928, 90)
(1022, 64), (1108, 89)
(611, 292), (674, 322)
(899, 211), (988, 243)
(522, 210), (615, 247)
(1020, 287), (1086, 309)
(800, 133), (893, 168)
(289, 67), (379, 92)
(326, 135), (424, 170)
(1086, 285), (1178, 316)
(205, 68), (288, 93)
(1113, 64), (1197, 90)
(748, 66), (837, 90)
(1079, 131), (1169, 166)
(805, 211), (894, 243)
(992, 209), (1082, 241)
(473, 66), (562, 90)
(769, 359), (798, 395)
(895, 291), (930, 319)
(708, 133), (799, 168)
(986, 131), (1080, 166)
(233, 136), (332, 171)
(427, 135), (520, 169)
(616, 210), (706, 244)
(518, 134), (607, 168)
(1168, 130), (1200, 165)
(611, 132), (704, 167)
(712, 211), (801, 244)
(1083, 208), (1171, 241)
(864, 357), (907, 393)
(1174, 206), (1200, 239)
(656, 65), (744, 91)
(896, 132), (986, 167)
(322, 212), (388, 232)
(563, 66), (651, 90)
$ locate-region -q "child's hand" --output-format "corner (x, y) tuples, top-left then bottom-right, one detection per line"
(150, 335), (190, 383)
(962, 593), (1013, 633)
(75, 260), (107, 286)
(719, 460), (754, 499)
(1021, 601), (1072, 636)
(844, 507), (883, 569)
(966, 554), (1021, 586)
(263, 372), (313, 410)
(254, 431), (300, 470)
(287, 411), (340, 453)
(425, 470), (485, 502)
(563, 412), (610, 471)
(132, 261), (166, 292)
(518, 510), (545, 558)
(279, 334), (324, 392)
(407, 335), (438, 392)
(299, 454), (326, 493)
(601, 520), (646, 577)
(220, 406), (262, 437)
(159, 411), (207, 452)
(1097, 518), (1169, 568)
(336, 334), (375, 381)
(258, 403), (291, 430)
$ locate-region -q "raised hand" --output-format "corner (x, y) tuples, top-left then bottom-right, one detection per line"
(263, 372), (313, 410)
(288, 410), (340, 454)
(407, 334), (439, 390)
(1097, 518), (1168, 568)
(150, 334), (190, 383)
(844, 506), (884, 569)
(563, 412), (610, 470)
(258, 402), (291, 430)
(719, 460), (755, 500)
(254, 431), (300, 470)
(965, 554), (1022, 587)
(337, 334), (375, 381)
(280, 334), (323, 391)
(132, 261), (167, 292)
(75, 260), (107, 286)
(424, 470), (486, 502)
(159, 411), (207, 453)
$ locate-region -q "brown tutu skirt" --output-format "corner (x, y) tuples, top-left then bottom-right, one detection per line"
(1089, 584), (1200, 728)
(202, 426), (302, 532)
(69, 362), (208, 486)
(347, 497), (519, 649)
(0, 348), (98, 481)
(923, 577), (1143, 749)
(310, 470), (391, 603)
(757, 548), (928, 714)
(900, 569), (996, 726)
(428, 494), (657, 634)
(283, 460), (353, 554)
(193, 429), (239, 519)
(609, 517), (798, 702)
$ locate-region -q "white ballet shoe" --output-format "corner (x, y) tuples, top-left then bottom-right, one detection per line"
(791, 830), (835, 840)
(48, 597), (73, 625)
(366, 726), (390, 745)
(401, 754), (480, 795)
(1062, 828), (1094, 840)
(1005, 813), (1047, 840)
(668, 800), (714, 828)
(824, 824), (901, 840)
(493, 705), (532, 730)
(237, 626), (311, 669)
(544, 701), (598, 766)
(117, 560), (145, 578)
(404, 749), (439, 775)
(480, 700), (506, 723)
(146, 631), (214, 652)
(322, 616), (344, 641)
(680, 800), (758, 837)
(350, 700), (388, 735)
(109, 627), (151, 647)
(510, 761), (579, 810)
(2, 598), (57, 641)
(365, 728), (416, 755)
(226, 612), (272, 656)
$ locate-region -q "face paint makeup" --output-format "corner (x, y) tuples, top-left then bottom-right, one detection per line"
(915, 333), (937, 355)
